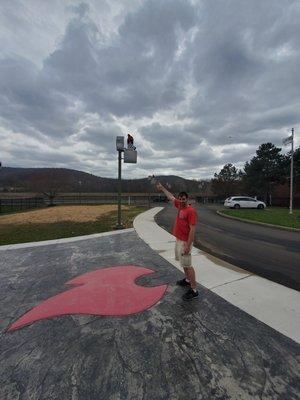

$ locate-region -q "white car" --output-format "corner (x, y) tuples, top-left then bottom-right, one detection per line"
(224, 196), (266, 209)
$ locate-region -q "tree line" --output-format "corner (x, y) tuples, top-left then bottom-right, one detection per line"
(211, 142), (300, 202)
(1, 143), (299, 204)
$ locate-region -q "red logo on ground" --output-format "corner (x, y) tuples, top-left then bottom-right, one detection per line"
(8, 265), (167, 331)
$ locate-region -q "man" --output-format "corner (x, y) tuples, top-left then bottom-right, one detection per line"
(156, 182), (199, 301)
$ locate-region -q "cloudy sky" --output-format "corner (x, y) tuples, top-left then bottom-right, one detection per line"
(1, 0), (299, 179)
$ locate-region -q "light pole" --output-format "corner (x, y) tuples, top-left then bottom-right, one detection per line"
(115, 135), (137, 229)
(147, 175), (156, 207)
(117, 144), (123, 229)
(198, 181), (206, 203)
(116, 137), (124, 229)
(290, 128), (294, 215)
(78, 180), (82, 204)
(282, 128), (294, 214)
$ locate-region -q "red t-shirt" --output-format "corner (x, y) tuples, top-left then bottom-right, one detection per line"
(172, 199), (197, 241)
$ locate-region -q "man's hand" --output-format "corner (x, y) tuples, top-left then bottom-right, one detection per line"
(184, 225), (195, 254)
(156, 182), (163, 191)
(183, 243), (191, 254)
(155, 182), (175, 202)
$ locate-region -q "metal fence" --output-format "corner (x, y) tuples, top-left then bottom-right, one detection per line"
(195, 196), (224, 204)
(0, 194), (168, 212)
(44, 194), (168, 206)
(0, 197), (45, 214)
(1, 193), (297, 211)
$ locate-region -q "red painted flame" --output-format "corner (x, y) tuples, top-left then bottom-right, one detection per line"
(8, 266), (167, 331)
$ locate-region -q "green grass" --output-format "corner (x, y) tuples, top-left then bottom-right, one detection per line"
(220, 207), (300, 229)
(0, 206), (146, 246)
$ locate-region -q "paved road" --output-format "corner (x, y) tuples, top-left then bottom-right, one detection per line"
(1, 231), (299, 399)
(155, 204), (300, 291)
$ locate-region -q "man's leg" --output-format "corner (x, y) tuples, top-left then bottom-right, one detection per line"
(176, 240), (191, 286)
(174, 239), (180, 261)
(182, 263), (198, 301)
(184, 267), (196, 290)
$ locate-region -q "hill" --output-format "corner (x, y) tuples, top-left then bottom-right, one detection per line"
(0, 167), (202, 194)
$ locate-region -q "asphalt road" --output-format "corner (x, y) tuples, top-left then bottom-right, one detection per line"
(155, 204), (300, 291)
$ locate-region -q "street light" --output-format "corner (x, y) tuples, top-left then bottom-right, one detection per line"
(78, 180), (82, 204)
(115, 134), (137, 229)
(282, 128), (295, 214)
(198, 181), (207, 203)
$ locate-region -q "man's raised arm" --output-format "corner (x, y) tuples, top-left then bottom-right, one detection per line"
(156, 182), (175, 202)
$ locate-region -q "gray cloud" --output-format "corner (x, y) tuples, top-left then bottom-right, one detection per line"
(7, 145), (79, 166)
(0, 0), (299, 179)
(140, 122), (203, 151)
(0, 56), (80, 139)
(41, 0), (196, 118)
(79, 123), (124, 154)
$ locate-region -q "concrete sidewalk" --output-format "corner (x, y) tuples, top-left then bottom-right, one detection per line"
(134, 207), (300, 344)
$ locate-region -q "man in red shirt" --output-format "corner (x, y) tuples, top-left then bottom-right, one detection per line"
(156, 182), (199, 300)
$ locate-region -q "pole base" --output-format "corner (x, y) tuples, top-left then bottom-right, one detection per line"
(115, 223), (125, 230)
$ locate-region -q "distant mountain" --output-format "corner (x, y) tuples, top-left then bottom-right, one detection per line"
(0, 167), (203, 193)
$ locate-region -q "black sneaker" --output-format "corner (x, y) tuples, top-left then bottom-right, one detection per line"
(176, 278), (191, 287)
(182, 289), (199, 301)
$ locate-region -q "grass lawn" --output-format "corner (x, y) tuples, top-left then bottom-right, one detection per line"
(220, 207), (300, 229)
(0, 205), (146, 246)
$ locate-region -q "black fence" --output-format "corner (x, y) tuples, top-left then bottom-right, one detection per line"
(1, 194), (297, 212)
(0, 197), (45, 214)
(44, 194), (168, 206)
(195, 196), (224, 204)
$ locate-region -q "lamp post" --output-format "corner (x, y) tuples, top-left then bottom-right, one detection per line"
(116, 137), (124, 229)
(78, 180), (82, 204)
(282, 128), (294, 214)
(115, 135), (137, 229)
(289, 128), (294, 215)
(198, 182), (205, 203)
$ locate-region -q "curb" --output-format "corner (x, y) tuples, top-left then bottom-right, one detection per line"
(0, 228), (135, 250)
(134, 207), (300, 343)
(217, 211), (300, 232)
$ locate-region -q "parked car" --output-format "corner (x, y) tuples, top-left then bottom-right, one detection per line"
(224, 196), (266, 209)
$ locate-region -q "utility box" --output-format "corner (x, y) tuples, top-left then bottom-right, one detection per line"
(124, 149), (137, 163)
(116, 136), (125, 151)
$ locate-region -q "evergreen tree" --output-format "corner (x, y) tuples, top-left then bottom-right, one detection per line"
(286, 146), (300, 188)
(211, 163), (242, 199)
(242, 143), (288, 203)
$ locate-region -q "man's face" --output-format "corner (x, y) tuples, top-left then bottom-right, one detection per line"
(178, 195), (188, 208)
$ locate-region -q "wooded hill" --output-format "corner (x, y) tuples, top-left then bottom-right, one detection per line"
(0, 167), (202, 194)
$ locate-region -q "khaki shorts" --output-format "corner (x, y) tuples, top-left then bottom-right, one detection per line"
(175, 239), (192, 268)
